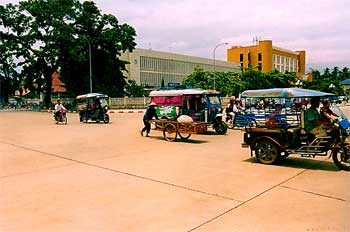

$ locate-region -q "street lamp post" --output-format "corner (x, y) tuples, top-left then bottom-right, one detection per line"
(80, 36), (93, 93)
(87, 38), (92, 93)
(213, 42), (228, 90)
(73, 35), (92, 93)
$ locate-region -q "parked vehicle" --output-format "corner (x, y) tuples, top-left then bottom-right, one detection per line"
(241, 88), (350, 171)
(76, 93), (109, 123)
(149, 88), (227, 134)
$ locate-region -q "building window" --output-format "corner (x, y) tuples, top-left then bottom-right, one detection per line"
(240, 53), (244, 62)
(258, 53), (262, 62)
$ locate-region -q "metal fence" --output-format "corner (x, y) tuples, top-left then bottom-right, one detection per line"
(0, 96), (232, 110)
(1, 96), (348, 111)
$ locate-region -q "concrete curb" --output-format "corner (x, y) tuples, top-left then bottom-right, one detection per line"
(37, 109), (146, 114)
(108, 109), (145, 114)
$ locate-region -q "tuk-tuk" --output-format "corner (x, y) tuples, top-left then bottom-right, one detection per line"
(240, 87), (350, 171)
(149, 88), (227, 134)
(76, 93), (109, 123)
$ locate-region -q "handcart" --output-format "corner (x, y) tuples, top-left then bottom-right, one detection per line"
(149, 119), (208, 142)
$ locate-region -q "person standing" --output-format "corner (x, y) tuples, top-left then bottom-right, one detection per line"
(141, 102), (159, 137)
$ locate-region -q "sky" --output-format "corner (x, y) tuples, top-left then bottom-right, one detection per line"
(1, 0), (350, 71)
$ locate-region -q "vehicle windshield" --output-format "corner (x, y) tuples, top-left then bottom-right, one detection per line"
(330, 103), (348, 120)
(208, 95), (221, 105)
(99, 98), (108, 107)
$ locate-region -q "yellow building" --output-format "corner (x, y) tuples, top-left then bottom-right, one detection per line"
(227, 40), (306, 79)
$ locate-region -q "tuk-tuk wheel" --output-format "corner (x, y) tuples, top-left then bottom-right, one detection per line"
(332, 145), (350, 171)
(255, 139), (281, 164)
(214, 122), (227, 135)
(103, 115), (109, 124)
(163, 123), (177, 142)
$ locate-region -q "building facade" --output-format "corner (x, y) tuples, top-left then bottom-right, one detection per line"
(120, 48), (240, 88)
(227, 40), (306, 79)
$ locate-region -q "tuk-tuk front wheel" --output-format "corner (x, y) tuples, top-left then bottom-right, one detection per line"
(214, 122), (227, 135)
(332, 144), (350, 171)
(103, 114), (109, 124)
(255, 139), (281, 164)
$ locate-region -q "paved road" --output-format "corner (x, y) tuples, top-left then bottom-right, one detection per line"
(0, 111), (349, 232)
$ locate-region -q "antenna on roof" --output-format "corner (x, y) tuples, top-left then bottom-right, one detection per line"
(253, 36), (259, 45)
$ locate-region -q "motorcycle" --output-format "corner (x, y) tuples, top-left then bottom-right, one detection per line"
(54, 109), (67, 125)
(225, 112), (235, 129)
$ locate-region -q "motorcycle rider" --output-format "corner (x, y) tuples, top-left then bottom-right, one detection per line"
(225, 97), (240, 126)
(54, 99), (66, 121)
(320, 100), (339, 123)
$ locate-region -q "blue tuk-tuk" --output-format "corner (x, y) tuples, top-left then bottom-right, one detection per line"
(240, 87), (350, 171)
(76, 93), (109, 123)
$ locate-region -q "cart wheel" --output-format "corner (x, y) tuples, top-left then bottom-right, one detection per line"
(178, 124), (192, 140)
(178, 132), (191, 140)
(163, 123), (177, 142)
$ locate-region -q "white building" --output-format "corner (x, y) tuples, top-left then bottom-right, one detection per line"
(120, 48), (240, 88)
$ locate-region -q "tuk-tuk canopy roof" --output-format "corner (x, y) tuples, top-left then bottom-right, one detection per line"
(149, 88), (220, 97)
(241, 88), (335, 98)
(76, 93), (108, 100)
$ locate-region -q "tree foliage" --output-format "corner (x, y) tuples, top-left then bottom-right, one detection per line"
(303, 67), (350, 95)
(183, 66), (297, 96)
(125, 80), (147, 97)
(183, 65), (350, 97)
(0, 0), (136, 106)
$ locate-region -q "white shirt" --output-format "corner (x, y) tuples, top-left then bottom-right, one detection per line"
(55, 103), (66, 112)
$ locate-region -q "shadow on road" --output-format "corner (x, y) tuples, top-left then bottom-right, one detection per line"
(147, 135), (209, 144)
(243, 157), (342, 172)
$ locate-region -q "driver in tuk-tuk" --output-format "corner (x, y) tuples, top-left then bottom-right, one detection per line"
(305, 97), (331, 137)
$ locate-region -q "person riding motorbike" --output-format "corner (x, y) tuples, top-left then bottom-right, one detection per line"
(54, 99), (66, 121)
(225, 97), (239, 124)
(320, 100), (339, 123)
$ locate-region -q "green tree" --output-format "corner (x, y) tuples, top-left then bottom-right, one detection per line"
(125, 80), (147, 97)
(65, 1), (136, 97)
(182, 67), (213, 90)
(1, 0), (136, 107)
(183, 66), (297, 96)
(0, 3), (30, 102)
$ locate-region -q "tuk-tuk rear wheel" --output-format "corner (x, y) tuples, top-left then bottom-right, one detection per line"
(215, 122), (227, 135)
(255, 139), (281, 164)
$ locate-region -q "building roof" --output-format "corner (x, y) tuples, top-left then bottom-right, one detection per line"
(272, 46), (299, 55)
(51, 71), (66, 93)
